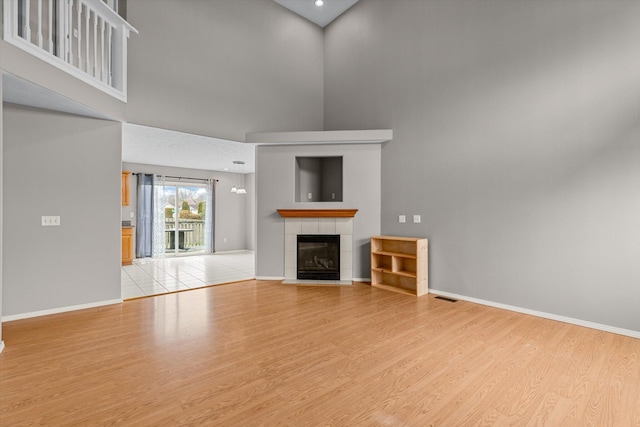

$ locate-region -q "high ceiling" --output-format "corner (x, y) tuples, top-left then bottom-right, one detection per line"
(274, 0), (359, 28)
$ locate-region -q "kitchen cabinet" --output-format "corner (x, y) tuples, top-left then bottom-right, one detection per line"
(122, 227), (133, 265)
(122, 171), (131, 206)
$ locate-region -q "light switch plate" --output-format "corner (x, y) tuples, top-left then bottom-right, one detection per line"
(399, 215), (406, 223)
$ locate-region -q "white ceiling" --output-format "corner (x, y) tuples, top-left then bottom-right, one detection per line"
(274, 0), (359, 28)
(122, 124), (255, 173)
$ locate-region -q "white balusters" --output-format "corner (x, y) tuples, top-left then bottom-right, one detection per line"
(100, 18), (106, 82)
(37, 0), (43, 48)
(85, 6), (90, 72)
(5, 0), (138, 100)
(93, 10), (98, 77)
(48, 0), (54, 53)
(77, 2), (82, 70)
(67, 0), (74, 64)
(22, 0), (31, 42)
(107, 24), (113, 86)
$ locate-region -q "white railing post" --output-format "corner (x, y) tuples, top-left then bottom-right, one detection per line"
(100, 18), (106, 83)
(48, 0), (53, 53)
(110, 22), (125, 93)
(66, 0), (73, 64)
(84, 5), (90, 72)
(107, 24), (113, 86)
(77, 1), (82, 70)
(92, 10), (97, 77)
(22, 0), (31, 42)
(37, 0), (43, 48)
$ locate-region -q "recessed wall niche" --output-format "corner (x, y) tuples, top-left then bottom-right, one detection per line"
(295, 156), (343, 202)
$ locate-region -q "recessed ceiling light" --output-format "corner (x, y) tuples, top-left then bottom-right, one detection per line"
(314, 0), (324, 7)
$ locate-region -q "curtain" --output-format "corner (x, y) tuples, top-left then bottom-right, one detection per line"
(204, 179), (216, 254)
(135, 174), (154, 258)
(152, 174), (167, 258)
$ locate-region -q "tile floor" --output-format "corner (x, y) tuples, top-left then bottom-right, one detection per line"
(121, 250), (255, 299)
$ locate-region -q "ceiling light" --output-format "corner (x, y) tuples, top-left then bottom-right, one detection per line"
(231, 160), (247, 195)
(314, 0), (324, 7)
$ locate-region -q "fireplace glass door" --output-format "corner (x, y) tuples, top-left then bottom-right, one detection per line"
(297, 234), (340, 280)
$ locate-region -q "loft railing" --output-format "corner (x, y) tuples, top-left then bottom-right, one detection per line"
(2, 0), (137, 101)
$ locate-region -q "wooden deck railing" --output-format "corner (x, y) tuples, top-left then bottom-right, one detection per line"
(165, 219), (205, 250)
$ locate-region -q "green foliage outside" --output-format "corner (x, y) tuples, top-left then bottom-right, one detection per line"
(179, 210), (201, 219)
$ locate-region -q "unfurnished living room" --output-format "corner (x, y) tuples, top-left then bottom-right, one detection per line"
(1, 0), (640, 425)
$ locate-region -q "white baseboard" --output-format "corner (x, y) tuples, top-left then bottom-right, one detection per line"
(1, 299), (123, 322)
(353, 278), (371, 282)
(0, 340), (5, 354)
(255, 276), (285, 281)
(429, 289), (640, 339)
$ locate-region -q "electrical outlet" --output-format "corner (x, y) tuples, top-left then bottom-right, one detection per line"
(413, 215), (421, 223)
(223, 237), (227, 243)
(308, 193), (313, 199)
(130, 212), (134, 218)
(399, 215), (406, 223)
(331, 193), (336, 200)
(41, 216), (61, 226)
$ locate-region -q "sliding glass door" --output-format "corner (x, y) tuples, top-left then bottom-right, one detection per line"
(163, 183), (208, 256)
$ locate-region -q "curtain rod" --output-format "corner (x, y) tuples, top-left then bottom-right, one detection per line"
(132, 172), (218, 182)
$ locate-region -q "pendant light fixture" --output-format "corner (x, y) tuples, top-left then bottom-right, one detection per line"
(230, 160), (247, 195)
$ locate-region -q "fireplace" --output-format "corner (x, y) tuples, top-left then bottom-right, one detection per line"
(297, 234), (340, 280)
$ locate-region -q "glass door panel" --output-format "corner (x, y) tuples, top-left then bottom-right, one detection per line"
(164, 183), (207, 257)
(163, 185), (177, 255)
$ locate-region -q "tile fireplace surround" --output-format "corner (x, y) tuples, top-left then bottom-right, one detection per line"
(277, 209), (358, 283)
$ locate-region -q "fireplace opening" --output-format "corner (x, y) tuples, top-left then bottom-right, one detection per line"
(297, 234), (340, 280)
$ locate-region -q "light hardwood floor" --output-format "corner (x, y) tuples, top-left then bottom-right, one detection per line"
(1, 281), (639, 426)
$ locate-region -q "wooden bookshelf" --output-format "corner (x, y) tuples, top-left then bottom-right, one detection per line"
(371, 236), (428, 297)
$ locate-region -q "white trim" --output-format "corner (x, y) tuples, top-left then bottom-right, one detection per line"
(245, 129), (393, 145)
(0, 341), (5, 354)
(282, 279), (352, 286)
(1, 298), (122, 322)
(429, 289), (640, 340)
(353, 277), (371, 282)
(256, 276), (285, 281)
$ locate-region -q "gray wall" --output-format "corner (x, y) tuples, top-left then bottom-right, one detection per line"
(245, 173), (256, 251)
(125, 0), (324, 141)
(122, 162), (254, 253)
(3, 104), (122, 317)
(256, 144), (380, 280)
(0, 76), (4, 342)
(324, 0), (640, 331)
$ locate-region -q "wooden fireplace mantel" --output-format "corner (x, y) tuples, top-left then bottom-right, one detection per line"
(277, 209), (358, 218)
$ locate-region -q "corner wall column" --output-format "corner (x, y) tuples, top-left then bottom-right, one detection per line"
(0, 73), (5, 353)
